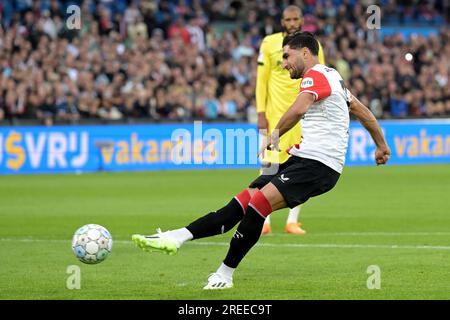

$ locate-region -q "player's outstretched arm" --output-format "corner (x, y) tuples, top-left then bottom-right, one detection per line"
(349, 95), (391, 165)
(259, 92), (315, 155)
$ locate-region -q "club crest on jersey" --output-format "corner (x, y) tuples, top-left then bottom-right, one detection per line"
(301, 77), (314, 88)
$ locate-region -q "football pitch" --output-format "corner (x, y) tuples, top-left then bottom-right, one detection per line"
(1, 164), (450, 300)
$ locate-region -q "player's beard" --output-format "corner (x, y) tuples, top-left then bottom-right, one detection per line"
(288, 59), (304, 79)
(289, 67), (301, 79)
(284, 26), (301, 35)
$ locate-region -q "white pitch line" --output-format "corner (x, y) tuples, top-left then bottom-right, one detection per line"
(1, 238), (450, 251)
(271, 232), (450, 237)
(190, 241), (450, 251)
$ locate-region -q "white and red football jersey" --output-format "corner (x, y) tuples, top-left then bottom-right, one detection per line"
(288, 64), (351, 173)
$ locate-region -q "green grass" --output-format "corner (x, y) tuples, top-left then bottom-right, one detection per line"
(1, 165), (450, 299)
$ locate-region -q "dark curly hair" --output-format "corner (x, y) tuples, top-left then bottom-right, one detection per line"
(282, 32), (319, 56)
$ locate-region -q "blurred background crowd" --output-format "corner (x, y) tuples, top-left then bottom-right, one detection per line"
(0, 0), (449, 125)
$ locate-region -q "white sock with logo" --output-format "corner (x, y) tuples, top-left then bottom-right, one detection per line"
(165, 228), (193, 248)
(287, 206), (301, 224)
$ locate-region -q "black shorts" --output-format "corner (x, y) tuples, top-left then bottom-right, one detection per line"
(249, 156), (340, 208)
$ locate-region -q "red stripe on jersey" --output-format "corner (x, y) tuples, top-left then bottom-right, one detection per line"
(299, 69), (332, 101)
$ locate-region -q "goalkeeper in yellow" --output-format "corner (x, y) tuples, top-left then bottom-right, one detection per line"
(256, 5), (325, 235)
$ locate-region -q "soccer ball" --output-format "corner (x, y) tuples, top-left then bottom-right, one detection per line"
(72, 224), (113, 264)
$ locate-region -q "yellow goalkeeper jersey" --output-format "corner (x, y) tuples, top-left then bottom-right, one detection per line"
(256, 32), (325, 120)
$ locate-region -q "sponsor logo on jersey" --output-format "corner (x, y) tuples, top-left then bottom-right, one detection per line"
(301, 77), (314, 88)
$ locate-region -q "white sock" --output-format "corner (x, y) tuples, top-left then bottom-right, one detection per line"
(217, 263), (235, 281)
(287, 206), (301, 224)
(264, 215), (271, 225)
(165, 228), (193, 248)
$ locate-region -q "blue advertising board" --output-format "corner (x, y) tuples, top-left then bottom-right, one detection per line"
(0, 120), (449, 174)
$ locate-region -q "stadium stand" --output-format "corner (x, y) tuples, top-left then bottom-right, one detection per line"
(0, 0), (449, 126)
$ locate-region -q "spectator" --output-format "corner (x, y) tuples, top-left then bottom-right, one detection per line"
(168, 17), (191, 45)
(134, 91), (151, 118)
(390, 90), (409, 117)
(99, 99), (123, 120)
(154, 87), (175, 120)
(0, 0), (448, 126)
(218, 83), (238, 119)
(204, 86), (220, 120)
(187, 17), (206, 51)
(37, 95), (56, 126)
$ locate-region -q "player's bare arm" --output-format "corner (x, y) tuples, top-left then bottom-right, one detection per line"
(259, 92), (315, 154)
(349, 95), (391, 165)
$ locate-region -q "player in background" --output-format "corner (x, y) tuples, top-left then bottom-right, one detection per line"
(256, 5), (325, 235)
(132, 32), (391, 290)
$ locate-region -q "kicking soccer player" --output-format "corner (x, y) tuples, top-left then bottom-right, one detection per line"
(132, 32), (391, 290)
(256, 5), (325, 235)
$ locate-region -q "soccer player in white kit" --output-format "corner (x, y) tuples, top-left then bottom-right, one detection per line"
(132, 32), (391, 290)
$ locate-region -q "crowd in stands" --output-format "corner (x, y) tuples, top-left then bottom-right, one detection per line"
(0, 0), (449, 125)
